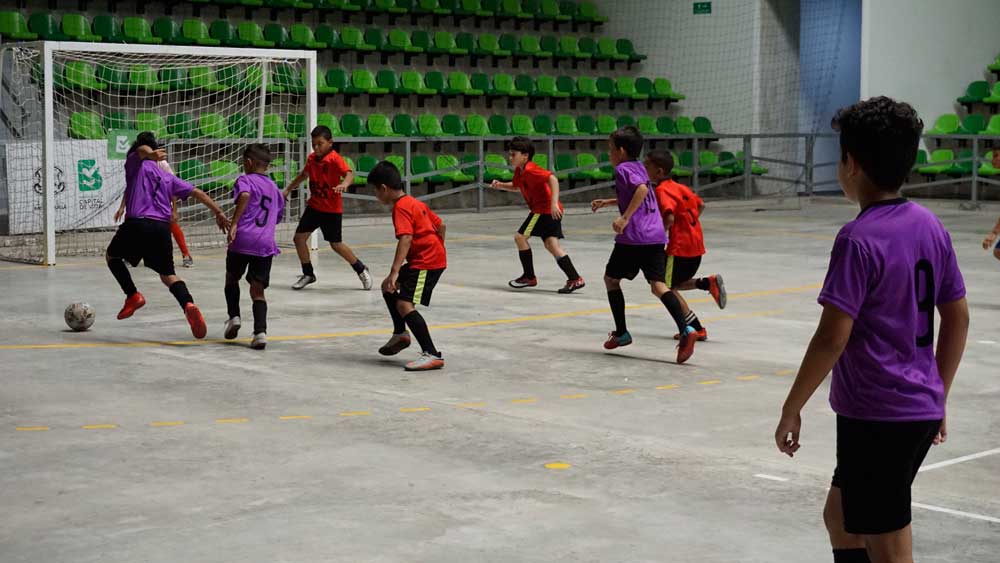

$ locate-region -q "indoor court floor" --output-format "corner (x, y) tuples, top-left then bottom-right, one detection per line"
(1, 198), (998, 562)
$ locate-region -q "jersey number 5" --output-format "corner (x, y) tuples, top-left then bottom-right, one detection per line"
(255, 195), (272, 228)
(915, 259), (935, 347)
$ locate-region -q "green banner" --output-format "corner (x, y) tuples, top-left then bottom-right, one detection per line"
(694, 2), (712, 15)
(107, 129), (138, 160)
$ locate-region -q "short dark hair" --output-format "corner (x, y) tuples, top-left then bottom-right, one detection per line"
(504, 136), (535, 159)
(644, 150), (674, 175)
(611, 126), (644, 160)
(367, 160), (403, 191)
(128, 131), (157, 155)
(243, 143), (274, 165)
(311, 125), (333, 140)
(831, 96), (923, 191)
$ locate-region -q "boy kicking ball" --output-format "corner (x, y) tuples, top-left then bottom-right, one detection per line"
(370, 161), (447, 371)
(490, 137), (585, 293)
(775, 97), (968, 563)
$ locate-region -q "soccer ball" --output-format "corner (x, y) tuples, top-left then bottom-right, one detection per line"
(64, 302), (95, 332)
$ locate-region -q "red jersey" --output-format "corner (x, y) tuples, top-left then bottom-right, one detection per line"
(393, 195), (447, 270)
(305, 149), (351, 213)
(655, 180), (706, 257)
(513, 162), (562, 215)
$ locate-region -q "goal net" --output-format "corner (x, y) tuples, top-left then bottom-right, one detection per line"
(0, 42), (316, 264)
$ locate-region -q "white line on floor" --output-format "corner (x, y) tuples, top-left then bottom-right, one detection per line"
(753, 474), (790, 482)
(919, 448), (1000, 473)
(911, 502), (1000, 524)
(976, 340), (997, 345)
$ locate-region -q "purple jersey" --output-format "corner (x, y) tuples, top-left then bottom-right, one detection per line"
(819, 199), (965, 422)
(123, 152), (194, 222)
(613, 160), (667, 245)
(229, 173), (284, 257)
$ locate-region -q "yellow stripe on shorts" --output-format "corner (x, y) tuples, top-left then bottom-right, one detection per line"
(665, 255), (675, 287)
(413, 269), (428, 304)
(523, 213), (541, 237)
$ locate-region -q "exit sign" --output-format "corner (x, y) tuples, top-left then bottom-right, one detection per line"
(694, 2), (711, 14)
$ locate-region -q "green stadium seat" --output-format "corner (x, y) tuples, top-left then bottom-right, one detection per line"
(515, 74), (537, 97)
(92, 15), (125, 43)
(317, 113), (342, 136)
(458, 0), (492, 17)
(314, 24), (337, 48)
(152, 17), (192, 45)
(228, 113), (257, 138)
(499, 0), (532, 20)
(733, 151), (768, 175)
(983, 83), (1000, 105)
(393, 114), (416, 136)
(551, 153), (573, 180)
(537, 75), (567, 98)
(325, 69), (349, 93)
(578, 152), (612, 180)
(542, 0), (570, 21)
(556, 76), (578, 98)
(364, 28), (387, 52)
(374, 0), (408, 14)
(0, 11), (38, 40)
(410, 30), (432, 53)
(62, 14), (102, 42)
(615, 77), (648, 100)
(262, 114), (291, 139)
(493, 73), (527, 97)
(672, 151), (692, 177)
(341, 156), (363, 184)
(656, 117), (676, 135)
(596, 115), (617, 135)
(315, 69), (338, 95)
(532, 154), (550, 170)
(470, 73), (492, 96)
(913, 149), (927, 169)
(595, 77), (616, 98)
(180, 19), (219, 46)
(694, 116), (715, 134)
(455, 32), (476, 55)
(712, 151), (738, 176)
(960, 115), (986, 135)
(199, 113), (232, 138)
(424, 71), (446, 93)
(238, 22), (275, 48)
(349, 69), (389, 94)
(331, 0), (364, 13)
(634, 77), (656, 99)
(617, 115), (635, 128)
(286, 113), (306, 139)
(985, 115), (1000, 136)
(135, 112), (168, 139)
(917, 149), (954, 176)
(367, 114), (393, 137)
(386, 29), (422, 53)
(189, 66), (228, 92)
(28, 12), (69, 41)
(555, 115), (578, 135)
(597, 38), (626, 61)
(442, 114), (467, 135)
(636, 116), (657, 136)
(475, 33), (509, 57)
(415, 0), (449, 15)
(512, 115), (536, 135)
(129, 64), (168, 92)
(518, 35), (551, 58)
(65, 62), (107, 91)
(926, 114), (960, 135)
(617, 39), (646, 63)
(204, 160), (240, 191)
(165, 113), (198, 139)
(269, 157), (298, 187)
(104, 112), (133, 131)
(397, 71), (436, 95)
(484, 153), (513, 182)
(577, 1), (608, 23)
(159, 67), (190, 91)
(272, 64), (304, 94)
(376, 70), (398, 93)
(578, 36), (599, 59)
(498, 33), (519, 56)
(444, 72), (483, 96)
(577, 76), (608, 99)
(981, 151), (1000, 177)
(418, 113), (445, 136)
(947, 149), (974, 177)
(697, 151), (729, 177)
(675, 116), (695, 134)
(209, 20), (249, 47)
(356, 155), (379, 180)
(533, 115), (554, 135)
(558, 0), (577, 21)
(429, 31), (467, 56)
(264, 23), (301, 49)
(466, 114), (489, 136)
(654, 78), (685, 100)
(434, 155), (475, 183)
(341, 114), (368, 137)
(177, 159), (209, 184)
(576, 115), (596, 135)
(988, 53), (1000, 72)
(558, 36), (589, 60)
(489, 114), (511, 135)
(122, 17), (162, 44)
(410, 155), (433, 184)
(958, 81), (989, 107)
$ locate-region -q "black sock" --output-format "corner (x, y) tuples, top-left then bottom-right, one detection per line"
(518, 248), (535, 278)
(555, 254), (579, 280)
(252, 300), (267, 334)
(607, 289), (627, 336)
(224, 283), (240, 319)
(351, 259), (366, 274)
(695, 277), (711, 291)
(169, 281), (194, 308)
(833, 549), (871, 563)
(404, 310), (439, 356)
(107, 258), (137, 296)
(685, 310), (704, 332)
(660, 291), (688, 335)
(302, 262), (315, 277)
(383, 292), (406, 334)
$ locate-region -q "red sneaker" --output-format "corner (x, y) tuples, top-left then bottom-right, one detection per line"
(676, 329), (697, 364)
(184, 302), (207, 339)
(603, 330), (633, 350)
(117, 292), (146, 320)
(508, 276), (538, 289)
(708, 275), (727, 309)
(558, 277), (586, 294)
(673, 328), (708, 341)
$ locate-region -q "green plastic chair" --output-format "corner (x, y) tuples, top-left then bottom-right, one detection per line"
(926, 114), (960, 135)
(0, 11), (38, 40)
(129, 65), (168, 92)
(595, 77), (616, 98)
(177, 159), (209, 184)
(65, 62), (108, 91)
(28, 12), (69, 40)
(498, 33), (519, 56)
(493, 73), (527, 97)
(434, 155), (475, 183)
(577, 1), (608, 23)
(733, 152), (768, 175)
(285, 24), (324, 49)
(617, 39), (646, 62)
(271, 64), (304, 94)
(578, 152), (612, 180)
(656, 117), (676, 135)
(418, 113), (444, 136)
(533, 115), (554, 135)
(654, 78), (685, 100)
(350, 69), (389, 94)
(484, 153), (513, 182)
(558, 36), (589, 60)
(316, 69), (339, 94)
(262, 114), (290, 139)
(466, 114), (489, 136)
(989, 53), (1000, 72)
(285, 114), (306, 139)
(123, 17), (162, 44)
(393, 114), (416, 136)
(982, 83), (1000, 105)
(317, 113), (342, 136)
(397, 71), (436, 95)
(499, 0), (532, 19)
(424, 71), (446, 92)
(429, 31), (467, 56)
(92, 15), (124, 42)
(519, 35), (550, 58)
(458, 0), (492, 17)
(442, 114), (467, 135)
(917, 149), (954, 176)
(556, 76), (578, 98)
(62, 14), (102, 41)
(960, 115), (986, 135)
(152, 17), (192, 45)
(166, 113), (197, 139)
(375, 70), (398, 93)
(341, 114), (368, 137)
(470, 73), (491, 95)
(636, 116), (657, 136)
(314, 25), (338, 48)
(263, 23), (300, 49)
(635, 77), (655, 99)
(577, 76), (608, 99)
(554, 153), (575, 180)
(355, 155), (379, 180)
(596, 115), (617, 135)
(698, 151), (730, 176)
(189, 66), (228, 92)
(69, 112), (104, 139)
(537, 75), (567, 98)
(455, 32), (476, 55)
(104, 112), (132, 131)
(95, 64), (126, 89)
(374, 0), (408, 14)
(671, 151), (692, 178)
(511, 115), (536, 135)
(694, 116), (715, 134)
(199, 113), (233, 138)
(415, 0), (449, 15)
(617, 115), (635, 128)
(615, 77), (648, 100)
(160, 67), (190, 91)
(675, 116), (695, 134)
(228, 113), (258, 139)
(387, 29), (421, 53)
(712, 151), (738, 176)
(576, 115), (596, 134)
(532, 154), (550, 170)
(555, 115), (578, 135)
(476, 33), (509, 57)
(204, 160), (240, 190)
(410, 30), (432, 52)
(980, 151), (1000, 177)
(210, 20), (249, 47)
(445, 72), (483, 96)
(515, 75), (537, 97)
(597, 38), (626, 61)
(325, 69), (349, 93)
(958, 81), (989, 106)
(181, 19), (219, 46)
(947, 149), (974, 177)
(367, 114), (393, 137)
(364, 28), (386, 52)
(542, 0), (569, 21)
(135, 112), (168, 139)
(985, 115), (1000, 136)
(409, 155), (433, 184)
(339, 26), (376, 51)
(488, 114), (511, 135)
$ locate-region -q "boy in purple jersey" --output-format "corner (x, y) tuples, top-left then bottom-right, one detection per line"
(223, 144), (284, 350)
(106, 132), (229, 339)
(774, 97), (969, 563)
(590, 126), (697, 364)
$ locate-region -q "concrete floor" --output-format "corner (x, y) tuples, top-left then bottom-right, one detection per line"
(1, 197), (998, 562)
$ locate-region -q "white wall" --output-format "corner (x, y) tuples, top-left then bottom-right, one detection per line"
(861, 0), (1000, 124)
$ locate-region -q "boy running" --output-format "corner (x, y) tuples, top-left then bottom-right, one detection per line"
(775, 97), (968, 563)
(223, 144), (285, 350)
(591, 126), (698, 364)
(106, 131), (229, 339)
(644, 150), (727, 342)
(369, 161), (447, 371)
(489, 137), (585, 293)
(981, 151), (1000, 261)
(114, 159), (194, 267)
(283, 125), (372, 291)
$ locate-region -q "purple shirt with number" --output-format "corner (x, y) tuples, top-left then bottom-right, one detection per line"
(229, 173), (284, 257)
(819, 199), (965, 422)
(613, 160), (667, 245)
(123, 152), (194, 222)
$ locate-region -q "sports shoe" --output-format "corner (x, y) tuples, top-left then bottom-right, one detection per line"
(676, 326), (697, 364)
(379, 332), (412, 356)
(251, 332), (267, 350)
(116, 292), (146, 320)
(708, 274), (727, 309)
(292, 274), (317, 290)
(674, 328), (708, 341)
(224, 316), (242, 340)
(405, 351), (444, 371)
(603, 330), (633, 350)
(557, 277), (586, 294)
(182, 255), (194, 268)
(508, 276), (538, 289)
(358, 267), (374, 290)
(184, 302), (207, 339)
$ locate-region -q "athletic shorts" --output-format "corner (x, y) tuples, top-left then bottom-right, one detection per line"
(295, 207), (342, 243)
(396, 265), (445, 306)
(226, 251), (274, 289)
(107, 218), (175, 276)
(517, 213), (563, 240)
(666, 255), (702, 287)
(832, 415), (941, 535)
(605, 243), (667, 283)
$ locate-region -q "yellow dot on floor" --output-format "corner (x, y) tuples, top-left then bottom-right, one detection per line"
(544, 462), (572, 470)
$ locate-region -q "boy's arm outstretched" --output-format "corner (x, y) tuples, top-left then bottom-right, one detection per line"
(334, 170), (355, 193)
(189, 188), (230, 232)
(282, 168), (310, 200)
(982, 216), (1000, 249)
(591, 198), (617, 212)
(490, 180), (517, 191)
(933, 297), (969, 444)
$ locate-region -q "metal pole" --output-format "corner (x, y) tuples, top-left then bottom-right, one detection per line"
(42, 43), (56, 265)
(477, 138), (484, 213)
(805, 135), (814, 196)
(256, 59), (267, 142)
(548, 137), (554, 173)
(743, 136), (752, 200)
(971, 136), (979, 206)
(405, 140), (412, 195)
(692, 137), (699, 192)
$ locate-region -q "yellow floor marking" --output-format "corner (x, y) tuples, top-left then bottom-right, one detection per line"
(82, 424), (117, 430)
(560, 393), (587, 399)
(15, 426), (49, 432)
(216, 418), (249, 424)
(400, 407), (432, 413)
(776, 369), (794, 376)
(151, 421), (185, 427)
(511, 398), (538, 404)
(656, 384), (680, 390)
(698, 380), (722, 386)
(544, 462), (572, 470)
(279, 415), (312, 420)
(456, 402), (486, 408)
(737, 375), (761, 381)
(612, 388), (636, 395)
(339, 411), (371, 417)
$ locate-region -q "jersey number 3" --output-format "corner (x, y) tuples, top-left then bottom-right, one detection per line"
(915, 259), (935, 347)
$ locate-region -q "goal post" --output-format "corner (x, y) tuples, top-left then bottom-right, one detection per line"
(0, 41), (316, 265)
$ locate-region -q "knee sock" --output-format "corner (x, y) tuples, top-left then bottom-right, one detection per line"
(224, 284), (240, 319)
(108, 258), (137, 297)
(403, 310), (439, 356)
(169, 281), (194, 308)
(252, 300), (267, 334)
(301, 262), (315, 277)
(351, 259), (366, 274)
(383, 292), (406, 334)
(607, 289), (627, 336)
(555, 254), (580, 280)
(685, 310), (704, 332)
(518, 248), (535, 278)
(660, 291), (689, 335)
(832, 549), (871, 563)
(695, 277), (711, 291)
(170, 222), (190, 257)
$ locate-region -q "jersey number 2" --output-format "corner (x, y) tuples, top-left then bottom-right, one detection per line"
(915, 259), (935, 347)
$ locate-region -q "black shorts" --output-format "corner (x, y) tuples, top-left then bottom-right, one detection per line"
(605, 243), (667, 283)
(226, 251), (273, 288)
(295, 207), (342, 243)
(396, 265), (445, 306)
(832, 415), (941, 535)
(107, 218), (175, 276)
(517, 213), (563, 240)
(666, 255), (702, 287)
